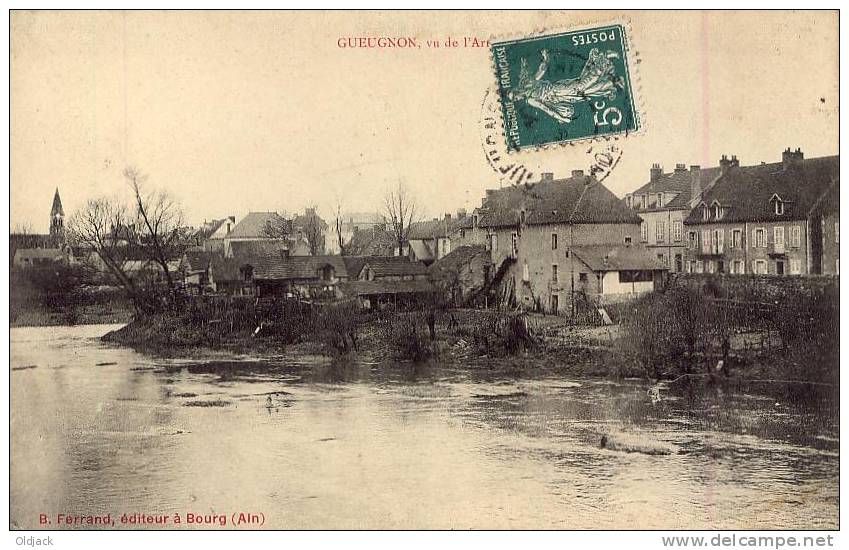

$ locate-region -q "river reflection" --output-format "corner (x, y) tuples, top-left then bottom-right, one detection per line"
(10, 325), (839, 529)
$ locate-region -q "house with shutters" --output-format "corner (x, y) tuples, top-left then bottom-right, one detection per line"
(682, 149), (839, 276)
(624, 162), (721, 272)
(475, 171), (664, 313)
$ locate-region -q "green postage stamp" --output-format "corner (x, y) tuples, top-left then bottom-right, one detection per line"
(491, 24), (640, 151)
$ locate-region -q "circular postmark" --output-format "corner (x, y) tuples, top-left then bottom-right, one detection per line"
(479, 86), (624, 187)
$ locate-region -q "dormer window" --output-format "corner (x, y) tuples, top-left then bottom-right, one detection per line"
(771, 194), (785, 215)
(711, 201), (724, 220)
(702, 205), (710, 221)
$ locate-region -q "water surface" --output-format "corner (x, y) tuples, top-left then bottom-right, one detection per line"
(10, 325), (839, 529)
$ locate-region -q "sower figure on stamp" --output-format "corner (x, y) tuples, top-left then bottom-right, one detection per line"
(509, 48), (621, 124)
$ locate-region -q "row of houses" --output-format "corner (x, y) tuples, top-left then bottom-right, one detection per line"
(11, 147), (839, 316)
(625, 148), (839, 276)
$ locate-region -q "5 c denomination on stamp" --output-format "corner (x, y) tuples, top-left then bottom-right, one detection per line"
(491, 24), (640, 151)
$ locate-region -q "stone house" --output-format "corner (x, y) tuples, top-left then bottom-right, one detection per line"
(569, 244), (668, 303)
(428, 245), (493, 306)
(251, 254), (349, 299)
(624, 162), (721, 272)
(405, 212), (469, 265)
(682, 149), (839, 276)
(476, 171), (658, 313)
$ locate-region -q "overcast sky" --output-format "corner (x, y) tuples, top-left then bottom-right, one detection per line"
(11, 10), (838, 233)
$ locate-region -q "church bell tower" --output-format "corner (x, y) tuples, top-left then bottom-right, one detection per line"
(49, 188), (65, 243)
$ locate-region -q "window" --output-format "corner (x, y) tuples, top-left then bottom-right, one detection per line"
(754, 228), (766, 248)
(686, 260), (693, 273)
(473, 215), (479, 227)
(789, 259), (801, 275)
(657, 194), (664, 207)
(624, 235), (632, 245)
(712, 229), (724, 253)
(675, 254), (683, 272)
(551, 233), (558, 250)
(731, 260), (745, 274)
(789, 225), (801, 248)
(579, 272), (588, 283)
(520, 210), (526, 225)
(641, 195), (647, 209)
(551, 294), (559, 314)
(656, 221), (666, 242)
(619, 270), (653, 283)
(706, 260), (715, 273)
(773, 226), (785, 251)
(511, 233), (518, 256)
(755, 260), (768, 274)
(702, 206), (710, 221)
(459, 229), (465, 238)
(491, 234), (498, 252)
(775, 200), (784, 215)
(673, 221), (682, 242)
(835, 222), (839, 244)
(657, 253), (665, 265)
(522, 261), (530, 282)
(694, 261), (703, 273)
(776, 260), (785, 276)
(731, 229), (742, 248)
(701, 230), (711, 253)
(640, 221), (648, 242)
(551, 264), (558, 284)
(712, 204), (723, 220)
(689, 231), (698, 249)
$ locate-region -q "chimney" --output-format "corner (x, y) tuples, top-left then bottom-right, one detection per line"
(782, 147), (804, 170)
(650, 163), (662, 182)
(571, 169), (584, 178)
(540, 172), (554, 181)
(690, 165), (702, 201)
(674, 163), (687, 173)
(719, 154), (732, 174)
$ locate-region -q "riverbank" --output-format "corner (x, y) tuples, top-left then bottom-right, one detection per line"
(11, 303), (134, 327)
(101, 307), (837, 387)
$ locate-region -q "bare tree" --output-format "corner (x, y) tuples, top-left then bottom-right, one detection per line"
(300, 206), (325, 256)
(124, 167), (190, 305)
(67, 197), (145, 311)
(333, 201), (347, 256)
(262, 212), (292, 240)
(383, 182), (420, 257)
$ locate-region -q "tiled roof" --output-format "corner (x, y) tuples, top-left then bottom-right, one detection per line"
(683, 156), (839, 224)
(408, 216), (468, 240)
(477, 176), (642, 228)
(428, 245), (491, 278)
(346, 227), (397, 256)
(630, 166), (723, 210)
(229, 240), (287, 259)
(359, 256), (428, 278)
(253, 255), (349, 281)
(14, 248), (66, 261)
(339, 279), (435, 297)
(228, 212), (288, 239)
(210, 256), (252, 282)
(571, 245), (668, 272)
(183, 249), (214, 272)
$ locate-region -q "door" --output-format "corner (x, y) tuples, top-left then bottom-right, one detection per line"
(551, 294), (559, 314)
(776, 260), (785, 275)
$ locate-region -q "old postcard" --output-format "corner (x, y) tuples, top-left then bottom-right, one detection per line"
(8, 8), (840, 538)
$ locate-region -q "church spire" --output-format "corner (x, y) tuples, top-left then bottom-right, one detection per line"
(51, 188), (64, 217)
(50, 188), (65, 241)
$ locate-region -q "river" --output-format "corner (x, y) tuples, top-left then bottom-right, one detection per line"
(10, 324), (839, 530)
